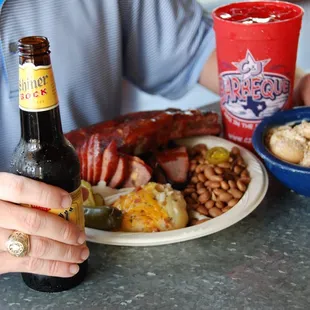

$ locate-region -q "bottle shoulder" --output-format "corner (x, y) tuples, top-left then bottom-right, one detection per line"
(10, 138), (81, 192)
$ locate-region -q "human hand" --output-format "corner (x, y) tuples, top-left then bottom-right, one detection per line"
(0, 173), (89, 278)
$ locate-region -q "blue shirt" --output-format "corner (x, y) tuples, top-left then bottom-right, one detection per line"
(0, 0), (215, 171)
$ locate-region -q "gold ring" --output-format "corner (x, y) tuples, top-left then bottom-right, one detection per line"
(6, 231), (30, 257)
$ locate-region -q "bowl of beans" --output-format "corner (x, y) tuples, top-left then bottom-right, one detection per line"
(182, 142), (252, 225)
(252, 107), (310, 197)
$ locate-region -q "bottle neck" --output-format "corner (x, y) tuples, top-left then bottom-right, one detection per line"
(20, 105), (64, 143)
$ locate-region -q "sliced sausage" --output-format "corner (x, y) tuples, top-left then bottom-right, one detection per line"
(100, 140), (119, 184)
(92, 134), (103, 185)
(145, 155), (168, 185)
(156, 146), (189, 183)
(152, 164), (168, 184)
(87, 134), (96, 183)
(108, 155), (128, 188)
(80, 140), (88, 181)
(122, 155), (153, 188)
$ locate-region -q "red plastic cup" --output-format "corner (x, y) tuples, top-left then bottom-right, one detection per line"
(212, 0), (304, 150)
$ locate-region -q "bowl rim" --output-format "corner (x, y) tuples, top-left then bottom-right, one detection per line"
(252, 107), (310, 174)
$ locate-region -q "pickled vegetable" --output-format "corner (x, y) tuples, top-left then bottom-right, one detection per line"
(206, 147), (230, 164)
(94, 193), (104, 206)
(84, 205), (123, 231)
(81, 180), (96, 207)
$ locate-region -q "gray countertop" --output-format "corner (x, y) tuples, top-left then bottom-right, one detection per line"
(1, 103), (310, 310)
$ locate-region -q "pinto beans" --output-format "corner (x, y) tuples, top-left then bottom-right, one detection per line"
(193, 176), (200, 184)
(205, 200), (215, 209)
(198, 192), (211, 204)
(214, 167), (224, 175)
(204, 167), (215, 179)
(237, 180), (247, 192)
(228, 198), (239, 207)
(222, 206), (232, 213)
(220, 181), (230, 190)
(228, 180), (237, 188)
(197, 205), (209, 216)
(215, 201), (225, 209)
(228, 188), (243, 199)
(182, 144), (251, 225)
(213, 188), (226, 196)
(209, 181), (221, 189)
(233, 165), (242, 175)
(197, 188), (207, 195)
(196, 182), (204, 190)
(184, 187), (195, 194)
(209, 175), (224, 182)
(198, 173), (206, 183)
(218, 192), (233, 202)
(217, 162), (231, 169)
(209, 207), (222, 218)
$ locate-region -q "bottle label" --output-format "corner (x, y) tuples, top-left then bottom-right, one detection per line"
(22, 186), (85, 230)
(19, 63), (59, 112)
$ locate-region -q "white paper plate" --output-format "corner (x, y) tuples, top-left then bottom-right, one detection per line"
(85, 136), (269, 247)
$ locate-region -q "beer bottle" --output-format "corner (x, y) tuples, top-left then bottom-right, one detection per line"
(10, 36), (88, 292)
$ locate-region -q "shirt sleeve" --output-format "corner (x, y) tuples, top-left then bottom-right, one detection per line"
(119, 0), (216, 100)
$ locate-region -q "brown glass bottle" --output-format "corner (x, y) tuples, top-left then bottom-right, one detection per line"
(10, 36), (88, 292)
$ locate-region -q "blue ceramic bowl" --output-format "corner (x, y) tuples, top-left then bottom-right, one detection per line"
(252, 107), (310, 197)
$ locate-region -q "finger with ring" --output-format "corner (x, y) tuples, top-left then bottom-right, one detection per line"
(0, 228), (89, 263)
(6, 231), (30, 257)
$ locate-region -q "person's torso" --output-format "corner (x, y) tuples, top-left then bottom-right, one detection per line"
(0, 0), (123, 171)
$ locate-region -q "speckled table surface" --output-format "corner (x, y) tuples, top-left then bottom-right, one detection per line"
(1, 103), (310, 310)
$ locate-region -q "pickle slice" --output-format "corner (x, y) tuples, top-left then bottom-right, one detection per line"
(81, 180), (96, 207)
(94, 193), (104, 206)
(84, 205), (123, 231)
(206, 147), (230, 164)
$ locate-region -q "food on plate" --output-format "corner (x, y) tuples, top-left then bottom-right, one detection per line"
(64, 108), (221, 184)
(91, 180), (134, 205)
(100, 140), (119, 184)
(205, 147), (230, 165)
(78, 139), (193, 190)
(80, 140), (252, 232)
(84, 205), (123, 231)
(121, 155), (153, 188)
(154, 146), (189, 184)
(266, 121), (310, 166)
(81, 180), (96, 207)
(147, 145), (190, 189)
(82, 180), (189, 232)
(108, 155), (127, 188)
(184, 144), (251, 225)
(112, 182), (188, 232)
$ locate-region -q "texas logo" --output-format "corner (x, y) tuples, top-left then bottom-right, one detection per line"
(219, 50), (290, 121)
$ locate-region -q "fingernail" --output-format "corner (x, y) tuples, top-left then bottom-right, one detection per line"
(81, 247), (90, 261)
(69, 264), (79, 275)
(78, 231), (86, 245)
(61, 195), (72, 209)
